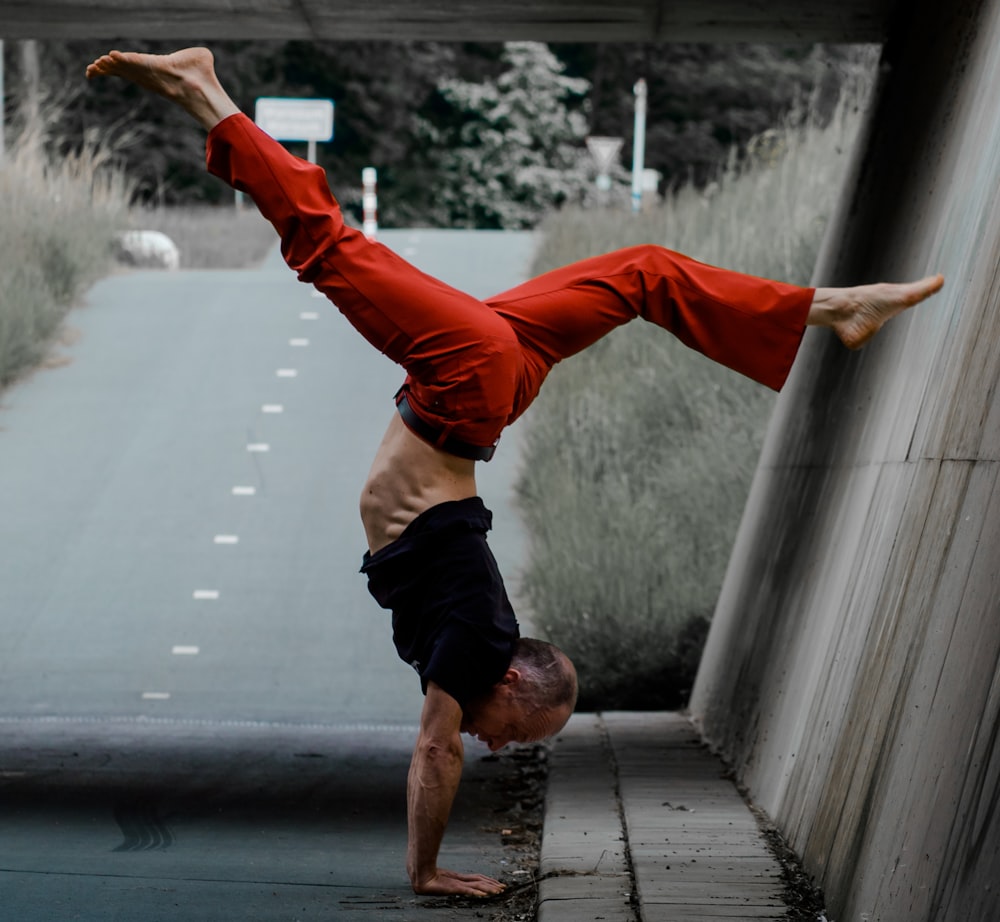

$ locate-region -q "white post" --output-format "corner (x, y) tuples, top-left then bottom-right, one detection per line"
(631, 78), (647, 214)
(362, 167), (378, 240)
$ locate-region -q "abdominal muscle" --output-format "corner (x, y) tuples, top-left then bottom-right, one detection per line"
(360, 413), (479, 554)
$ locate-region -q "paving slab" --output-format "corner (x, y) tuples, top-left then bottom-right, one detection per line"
(540, 712), (791, 922)
(537, 714), (634, 922)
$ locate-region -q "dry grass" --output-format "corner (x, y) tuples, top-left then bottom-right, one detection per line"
(0, 121), (130, 389)
(131, 204), (277, 269)
(0, 118), (277, 392)
(515, 78), (874, 709)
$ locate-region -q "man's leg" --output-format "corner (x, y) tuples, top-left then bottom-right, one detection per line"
(487, 246), (812, 398)
(87, 48), (523, 449)
(484, 246), (944, 424)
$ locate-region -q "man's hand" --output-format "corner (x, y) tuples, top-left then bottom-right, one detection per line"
(411, 866), (506, 897)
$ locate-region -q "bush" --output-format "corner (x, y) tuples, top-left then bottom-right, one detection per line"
(0, 122), (130, 388)
(515, 74), (874, 709)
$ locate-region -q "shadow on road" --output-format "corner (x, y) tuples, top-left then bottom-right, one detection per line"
(0, 717), (544, 921)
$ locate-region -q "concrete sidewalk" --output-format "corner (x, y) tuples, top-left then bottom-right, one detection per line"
(539, 712), (798, 922)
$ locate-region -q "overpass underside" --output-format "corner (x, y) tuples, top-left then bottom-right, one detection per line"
(0, 0), (894, 42)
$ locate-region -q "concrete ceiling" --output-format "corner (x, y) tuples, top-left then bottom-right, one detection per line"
(0, 0), (897, 43)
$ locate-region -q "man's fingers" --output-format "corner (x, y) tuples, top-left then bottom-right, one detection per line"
(461, 876), (505, 896)
(440, 869), (505, 895)
(443, 870), (502, 884)
(413, 867), (506, 897)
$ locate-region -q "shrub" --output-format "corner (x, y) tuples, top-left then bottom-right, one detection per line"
(0, 121), (130, 388)
(515, 75), (873, 709)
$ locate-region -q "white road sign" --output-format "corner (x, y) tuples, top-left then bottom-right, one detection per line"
(586, 136), (624, 174)
(255, 97), (335, 142)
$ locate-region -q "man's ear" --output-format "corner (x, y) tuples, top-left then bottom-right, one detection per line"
(500, 667), (522, 686)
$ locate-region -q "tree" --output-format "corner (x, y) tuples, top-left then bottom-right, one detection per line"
(420, 42), (592, 229)
(554, 42), (864, 188)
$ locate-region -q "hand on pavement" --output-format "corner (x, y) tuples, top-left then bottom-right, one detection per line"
(412, 867), (506, 897)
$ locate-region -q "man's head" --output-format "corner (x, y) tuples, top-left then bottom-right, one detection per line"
(460, 638), (577, 751)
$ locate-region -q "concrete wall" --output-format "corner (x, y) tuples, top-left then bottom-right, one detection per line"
(690, 1), (1000, 920)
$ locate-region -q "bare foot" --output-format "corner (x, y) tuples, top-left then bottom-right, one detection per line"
(809, 274), (945, 349)
(85, 47), (240, 132)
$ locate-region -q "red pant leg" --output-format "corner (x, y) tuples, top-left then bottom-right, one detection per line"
(205, 113), (521, 447)
(485, 245), (813, 425)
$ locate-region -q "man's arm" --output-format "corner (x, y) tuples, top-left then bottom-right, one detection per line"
(406, 681), (506, 896)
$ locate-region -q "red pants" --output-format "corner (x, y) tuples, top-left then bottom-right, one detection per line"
(206, 114), (812, 454)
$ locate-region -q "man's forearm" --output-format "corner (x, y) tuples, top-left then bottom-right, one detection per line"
(406, 732), (464, 888)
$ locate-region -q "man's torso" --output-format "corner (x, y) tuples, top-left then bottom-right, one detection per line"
(360, 414), (478, 553)
(360, 496), (519, 707)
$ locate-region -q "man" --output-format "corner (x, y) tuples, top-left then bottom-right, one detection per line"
(86, 47), (944, 898)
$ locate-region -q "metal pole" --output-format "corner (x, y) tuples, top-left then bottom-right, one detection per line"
(631, 78), (647, 214)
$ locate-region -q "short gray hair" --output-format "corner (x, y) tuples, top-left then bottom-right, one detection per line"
(511, 638), (578, 713)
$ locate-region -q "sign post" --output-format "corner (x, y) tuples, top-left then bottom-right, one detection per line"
(254, 97), (335, 163)
(586, 135), (624, 205)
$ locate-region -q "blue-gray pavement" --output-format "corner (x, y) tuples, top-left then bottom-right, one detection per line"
(0, 718), (532, 921)
(0, 227), (540, 920)
(0, 225), (802, 921)
(0, 227), (537, 724)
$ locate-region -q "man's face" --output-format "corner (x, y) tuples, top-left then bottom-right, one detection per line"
(460, 680), (567, 752)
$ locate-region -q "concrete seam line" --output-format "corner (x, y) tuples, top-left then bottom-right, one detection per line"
(597, 712), (641, 921)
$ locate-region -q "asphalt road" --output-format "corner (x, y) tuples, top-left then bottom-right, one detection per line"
(0, 227), (541, 920)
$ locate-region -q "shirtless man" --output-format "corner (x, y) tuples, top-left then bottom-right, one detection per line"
(86, 47), (944, 898)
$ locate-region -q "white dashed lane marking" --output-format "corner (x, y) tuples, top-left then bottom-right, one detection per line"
(172, 646), (200, 656)
(289, 338), (310, 347)
(213, 535), (239, 545)
(247, 442), (270, 452)
(276, 369), (298, 378)
(142, 692), (171, 700)
(261, 404), (283, 414)
(232, 486), (256, 496)
(193, 589), (220, 600)
(300, 310), (320, 318)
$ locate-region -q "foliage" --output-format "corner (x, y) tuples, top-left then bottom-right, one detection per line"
(0, 113), (130, 389)
(514, 72), (875, 709)
(35, 39), (467, 219)
(417, 42), (592, 229)
(553, 43), (871, 188)
(13, 39), (867, 228)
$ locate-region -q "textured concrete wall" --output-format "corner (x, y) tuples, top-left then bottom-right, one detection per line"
(690, 1), (1000, 920)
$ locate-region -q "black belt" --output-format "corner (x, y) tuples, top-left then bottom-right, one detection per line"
(396, 393), (498, 462)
